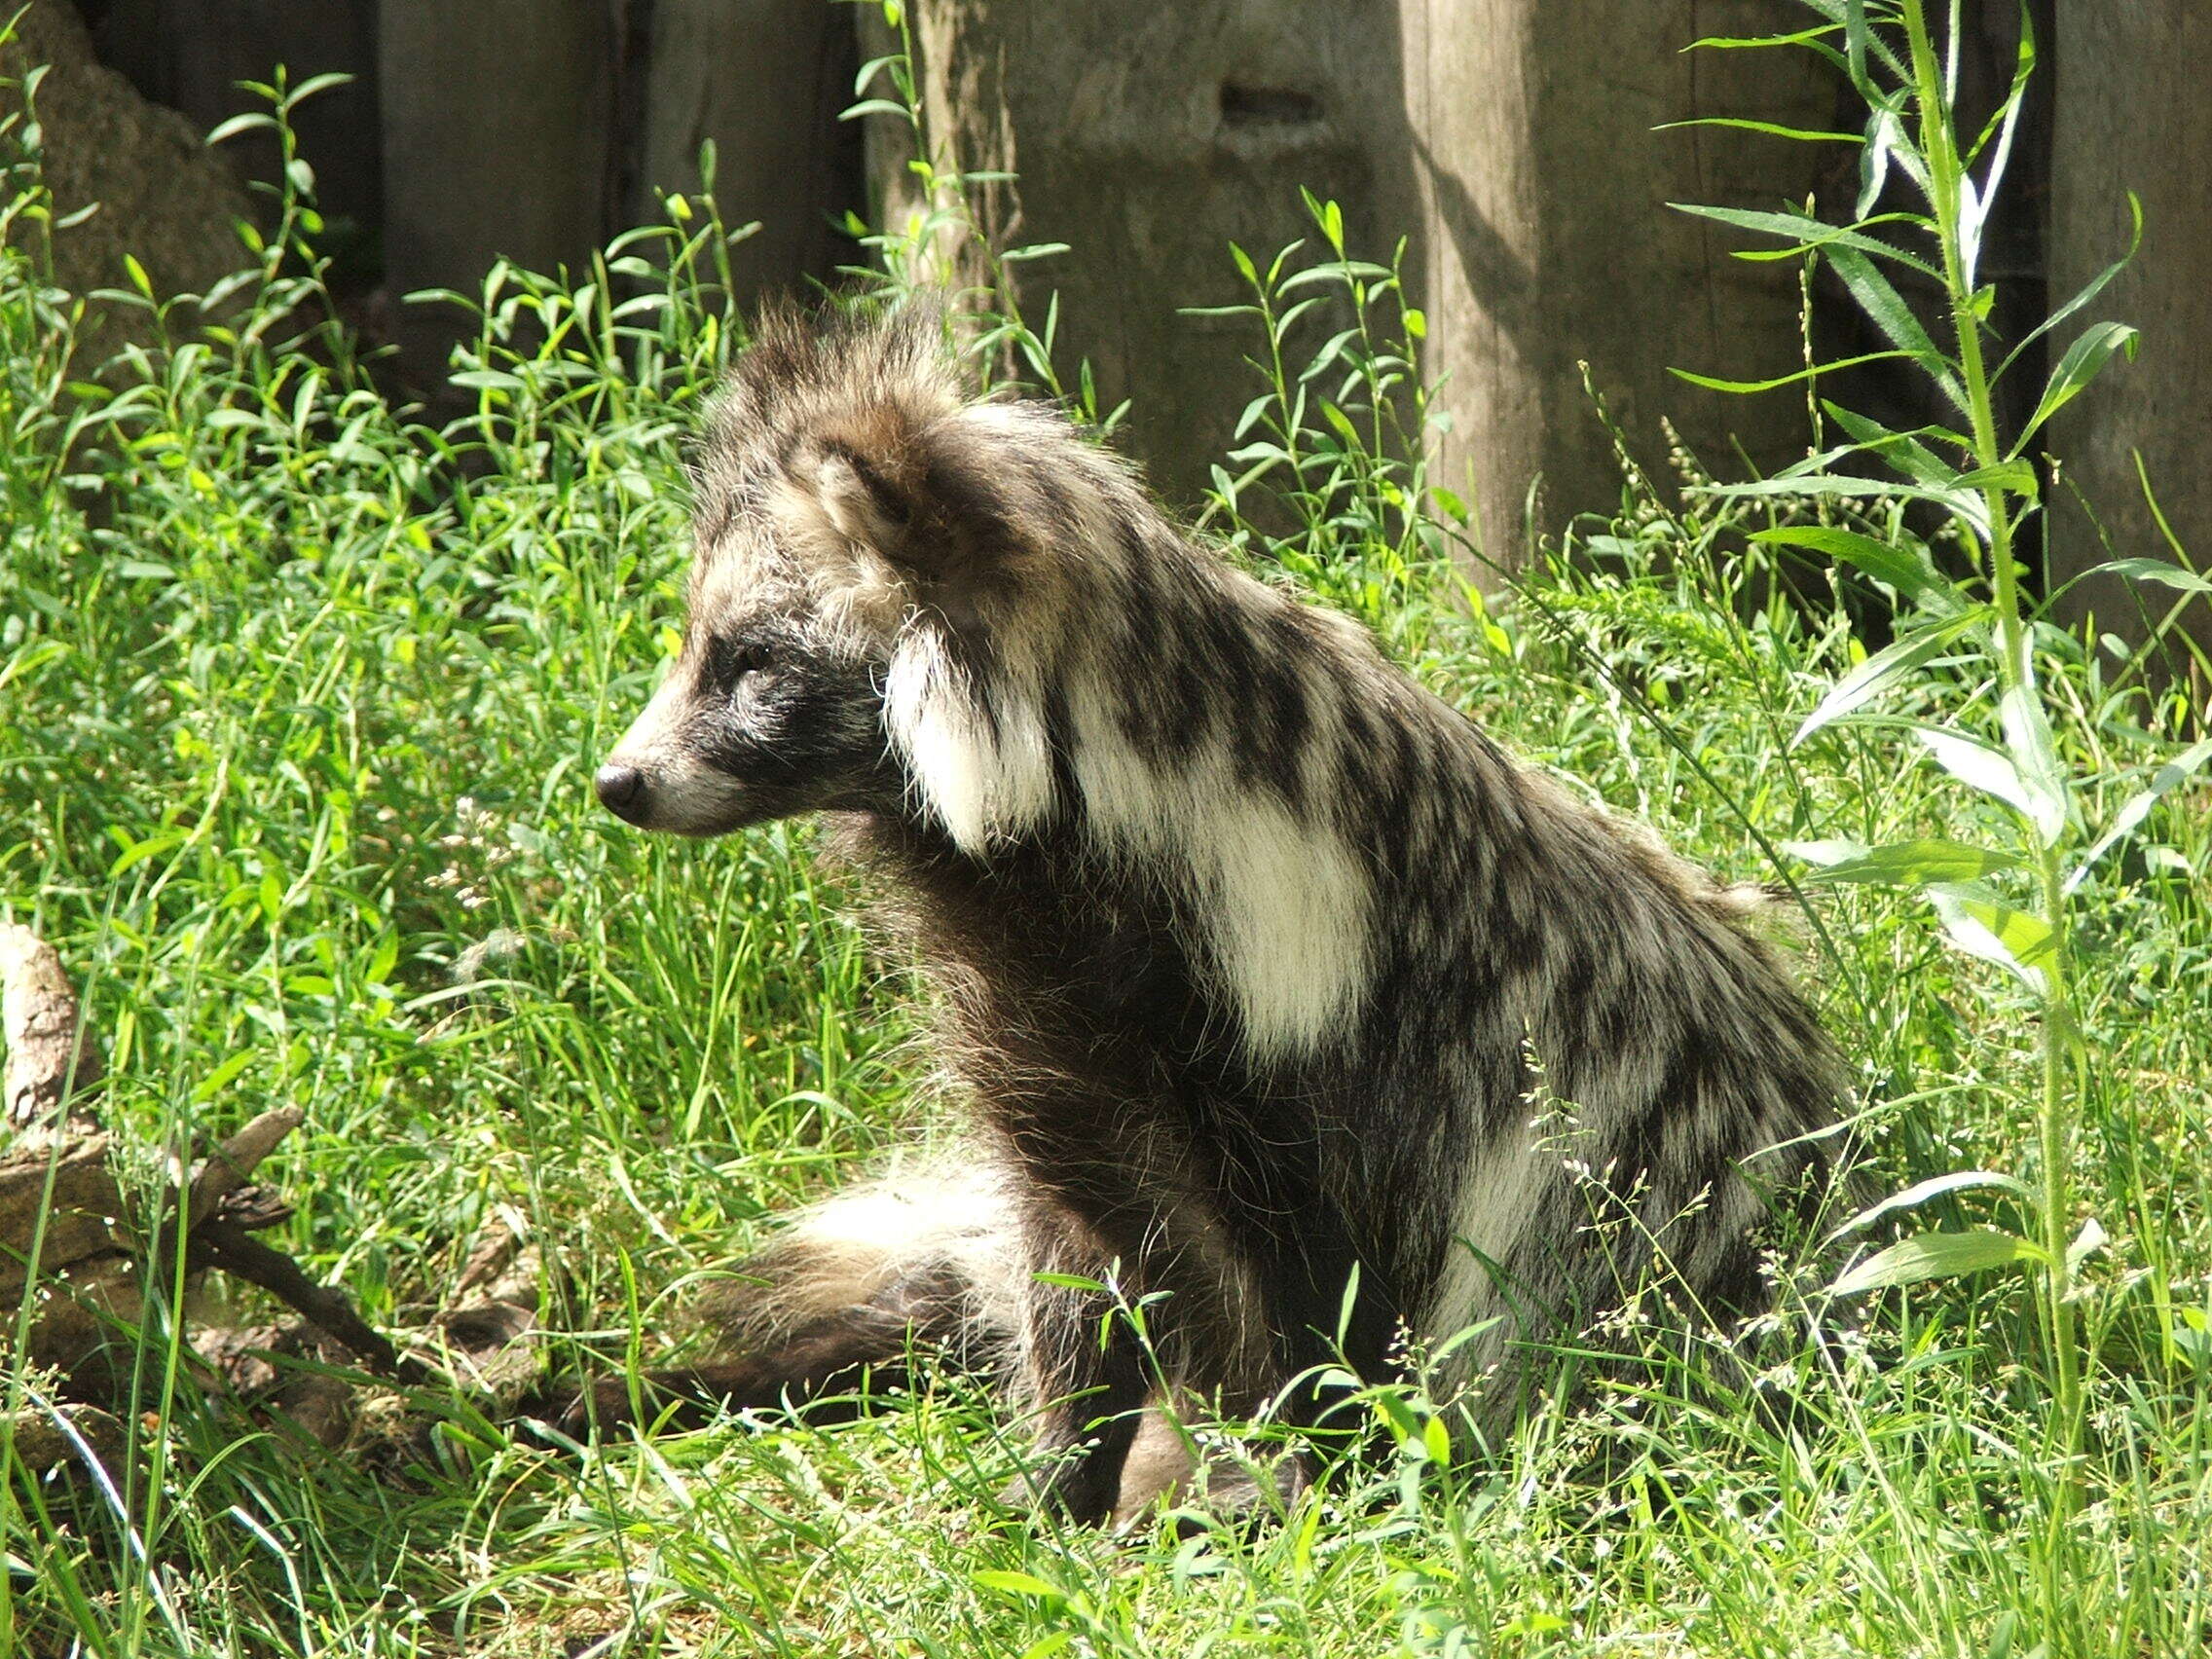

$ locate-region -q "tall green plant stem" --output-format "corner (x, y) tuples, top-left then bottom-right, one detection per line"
(1899, 0), (2083, 1484)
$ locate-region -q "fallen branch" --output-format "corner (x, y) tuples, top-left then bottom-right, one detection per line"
(0, 1132), (127, 1299)
(1, 923), (102, 1132)
(186, 1105), (304, 1225)
(189, 1220), (429, 1385)
(0, 931), (535, 1449)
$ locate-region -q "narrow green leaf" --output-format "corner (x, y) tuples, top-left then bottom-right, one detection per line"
(2066, 1216), (2108, 1273)
(2012, 321), (2139, 455)
(1825, 243), (1969, 415)
(1856, 103), (1896, 218)
(1751, 524), (1960, 611)
(974, 1570), (1065, 1602)
(1279, 260), (1394, 292)
(1996, 682), (2071, 847)
(1421, 1413), (1454, 1468)
(1793, 610), (1984, 746)
(1823, 403), (1971, 493)
(1700, 476), (1987, 540)
(191, 1049), (257, 1104)
(853, 52), (903, 95)
(285, 70), (355, 106)
(1955, 459), (2039, 499)
(1957, 174), (1990, 292)
(1299, 328), (1364, 383)
(2075, 557), (2212, 596)
(1670, 350), (1910, 395)
(1996, 193), (2142, 386)
(1780, 836), (1868, 868)
(1684, 25), (1846, 55)
(1841, 1), (1878, 96)
(109, 830), (185, 876)
(204, 110), (277, 147)
(1791, 837), (2024, 887)
(1830, 1229), (2046, 1296)
(1963, 12), (2036, 178)
(1705, 474), (1924, 502)
(1669, 203), (1940, 278)
(2067, 736), (2212, 892)
(1927, 884), (2055, 986)
(1369, 1388), (1424, 1444)
(1658, 117), (1864, 143)
(1828, 1169), (2030, 1238)
(1916, 727), (2042, 829)
(2175, 1309), (2212, 1367)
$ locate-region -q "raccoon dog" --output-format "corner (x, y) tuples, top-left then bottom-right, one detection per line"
(585, 304), (1846, 1524)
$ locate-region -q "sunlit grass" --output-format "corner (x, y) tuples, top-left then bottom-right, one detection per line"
(4, 18), (2210, 1658)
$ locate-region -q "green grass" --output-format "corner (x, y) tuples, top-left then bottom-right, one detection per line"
(5, 21), (2211, 1659)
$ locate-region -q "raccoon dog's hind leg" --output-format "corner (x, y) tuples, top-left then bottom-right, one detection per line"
(552, 1157), (1026, 1436)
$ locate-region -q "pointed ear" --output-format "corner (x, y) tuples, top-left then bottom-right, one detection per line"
(796, 412), (1017, 593)
(810, 443), (916, 563)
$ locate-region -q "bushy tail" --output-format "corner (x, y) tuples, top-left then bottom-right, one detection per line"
(555, 1153), (1026, 1433)
(702, 1155), (1027, 1372)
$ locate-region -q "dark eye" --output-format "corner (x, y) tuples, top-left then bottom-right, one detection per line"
(707, 635), (774, 691)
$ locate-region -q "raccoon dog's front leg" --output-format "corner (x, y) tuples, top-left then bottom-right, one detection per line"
(997, 1119), (1279, 1526)
(1005, 1232), (1157, 1525)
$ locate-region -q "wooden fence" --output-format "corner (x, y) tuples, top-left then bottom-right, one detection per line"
(62, 0), (2210, 633)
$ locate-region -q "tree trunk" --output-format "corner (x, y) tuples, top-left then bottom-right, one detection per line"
(870, 0), (1832, 573)
(865, 0), (1408, 512)
(2048, 2), (2212, 674)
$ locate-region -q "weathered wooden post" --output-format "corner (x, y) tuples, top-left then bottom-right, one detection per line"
(862, 0), (1408, 510)
(1394, 1), (1838, 560)
(2048, 2), (2212, 668)
(378, 0), (616, 385)
(867, 0), (1833, 573)
(633, 0), (860, 302)
(380, 1), (859, 390)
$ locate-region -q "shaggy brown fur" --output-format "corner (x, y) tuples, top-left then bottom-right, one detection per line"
(573, 303), (1849, 1524)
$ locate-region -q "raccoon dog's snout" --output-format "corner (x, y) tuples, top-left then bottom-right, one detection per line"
(593, 761), (646, 819)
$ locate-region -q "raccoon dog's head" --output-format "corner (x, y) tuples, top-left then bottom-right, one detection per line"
(596, 304), (1059, 839)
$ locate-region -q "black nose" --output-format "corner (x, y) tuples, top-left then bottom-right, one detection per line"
(595, 762), (645, 817)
